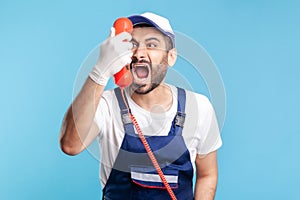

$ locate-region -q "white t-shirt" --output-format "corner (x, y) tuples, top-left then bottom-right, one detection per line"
(94, 84), (222, 187)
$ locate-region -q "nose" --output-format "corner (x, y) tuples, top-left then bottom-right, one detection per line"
(133, 45), (147, 60)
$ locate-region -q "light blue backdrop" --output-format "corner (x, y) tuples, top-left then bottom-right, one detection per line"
(1, 0), (299, 199)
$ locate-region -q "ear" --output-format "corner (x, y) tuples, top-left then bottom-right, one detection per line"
(167, 48), (177, 67)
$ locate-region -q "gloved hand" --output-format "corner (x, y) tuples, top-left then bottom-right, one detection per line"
(89, 27), (133, 85)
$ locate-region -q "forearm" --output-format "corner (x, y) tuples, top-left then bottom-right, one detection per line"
(194, 174), (218, 200)
(60, 77), (104, 155)
(194, 151), (219, 200)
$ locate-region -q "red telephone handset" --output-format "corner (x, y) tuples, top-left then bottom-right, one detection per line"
(113, 18), (133, 88)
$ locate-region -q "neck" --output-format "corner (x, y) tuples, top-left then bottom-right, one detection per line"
(130, 83), (173, 113)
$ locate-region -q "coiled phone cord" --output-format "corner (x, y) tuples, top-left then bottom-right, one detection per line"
(120, 88), (177, 200)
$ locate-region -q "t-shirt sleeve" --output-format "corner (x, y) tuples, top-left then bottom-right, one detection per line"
(197, 97), (222, 155)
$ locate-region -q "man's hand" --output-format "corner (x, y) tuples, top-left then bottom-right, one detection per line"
(89, 27), (133, 85)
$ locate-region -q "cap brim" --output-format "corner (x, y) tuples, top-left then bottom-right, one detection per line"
(128, 15), (175, 46)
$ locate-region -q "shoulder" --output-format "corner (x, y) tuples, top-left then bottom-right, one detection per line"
(102, 88), (116, 100)
(182, 89), (214, 114)
(166, 84), (213, 112)
(186, 90), (211, 106)
(97, 88), (118, 113)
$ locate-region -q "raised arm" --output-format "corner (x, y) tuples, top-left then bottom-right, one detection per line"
(59, 28), (132, 155)
(59, 79), (104, 155)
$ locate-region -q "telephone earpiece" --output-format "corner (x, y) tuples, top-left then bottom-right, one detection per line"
(113, 18), (133, 88)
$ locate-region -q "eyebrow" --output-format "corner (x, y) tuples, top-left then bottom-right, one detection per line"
(131, 37), (161, 43)
(145, 37), (161, 43)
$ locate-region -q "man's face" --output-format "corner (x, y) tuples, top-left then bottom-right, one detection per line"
(130, 27), (170, 94)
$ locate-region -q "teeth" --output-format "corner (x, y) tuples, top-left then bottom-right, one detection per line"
(136, 66), (146, 69)
(133, 65), (148, 71)
(134, 64), (147, 68)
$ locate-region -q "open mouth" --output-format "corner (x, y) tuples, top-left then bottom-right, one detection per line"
(133, 64), (150, 79)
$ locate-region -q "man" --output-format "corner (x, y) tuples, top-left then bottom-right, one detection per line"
(60, 12), (222, 200)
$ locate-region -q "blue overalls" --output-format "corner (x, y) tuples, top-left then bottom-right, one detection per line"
(102, 87), (194, 200)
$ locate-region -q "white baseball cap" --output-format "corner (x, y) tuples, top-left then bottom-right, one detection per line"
(128, 12), (175, 47)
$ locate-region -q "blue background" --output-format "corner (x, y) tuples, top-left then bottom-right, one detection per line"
(1, 0), (299, 199)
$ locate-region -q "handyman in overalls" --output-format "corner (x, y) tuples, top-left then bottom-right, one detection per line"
(60, 12), (222, 200)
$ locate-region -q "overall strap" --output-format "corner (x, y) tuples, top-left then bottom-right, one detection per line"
(177, 87), (186, 114)
(114, 87), (135, 134)
(174, 87), (186, 135)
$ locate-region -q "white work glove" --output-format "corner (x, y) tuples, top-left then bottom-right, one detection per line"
(89, 27), (133, 85)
